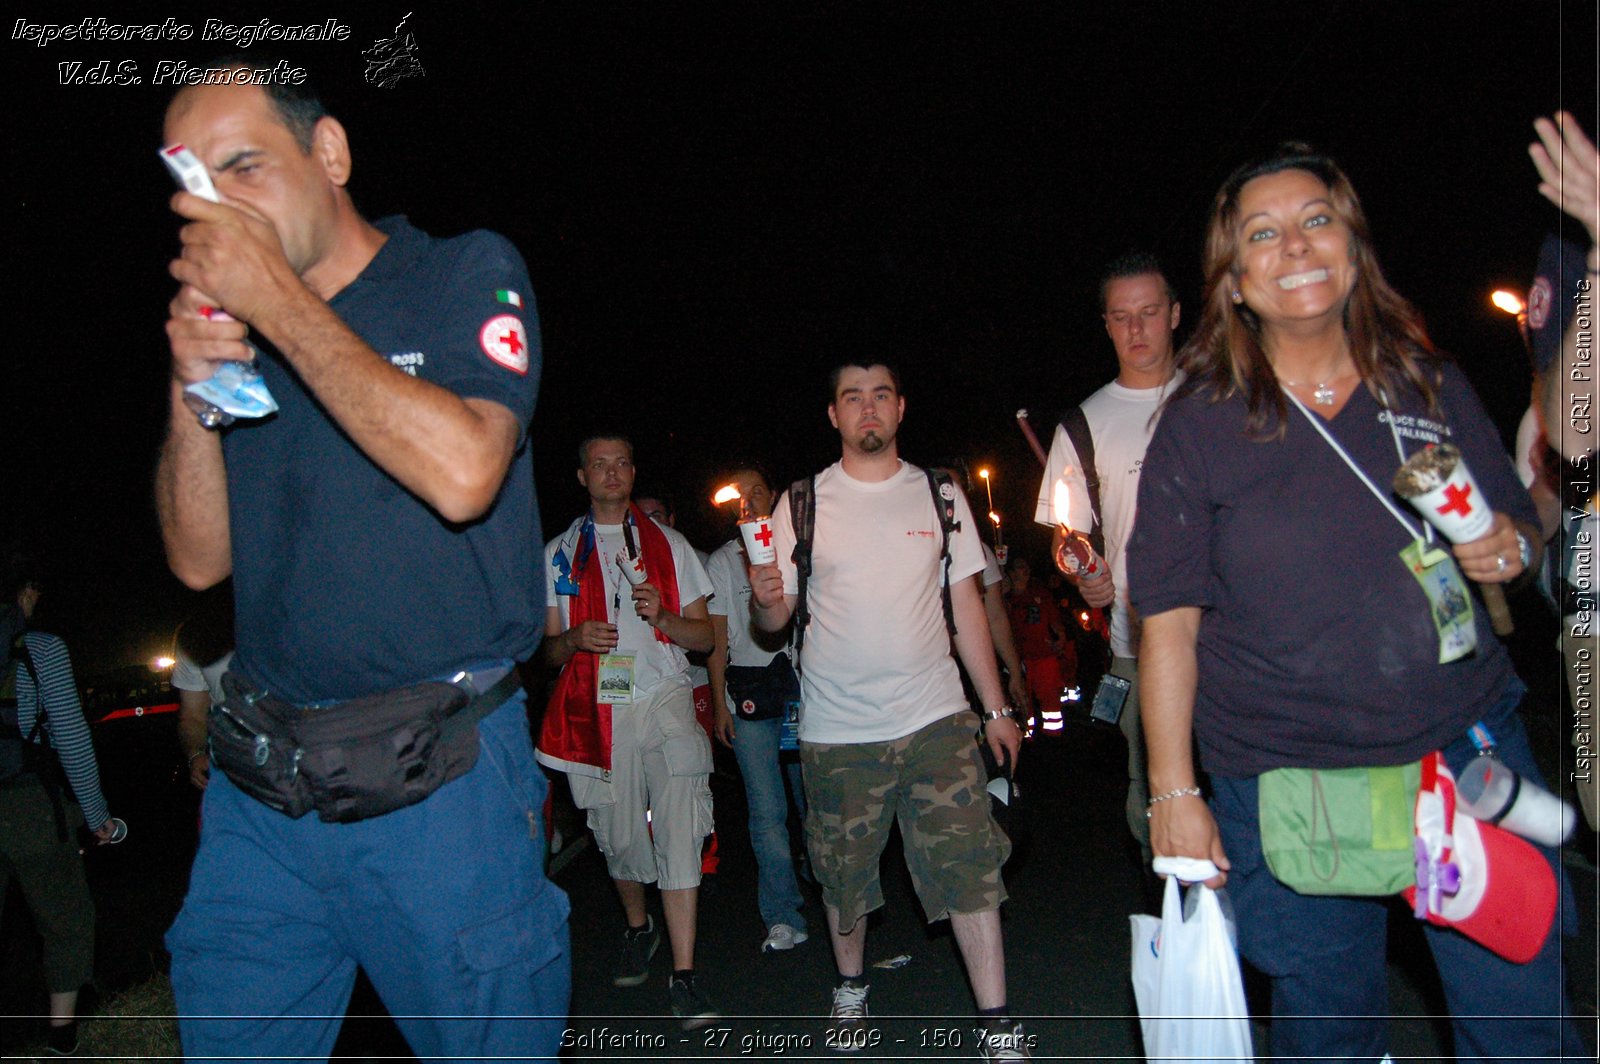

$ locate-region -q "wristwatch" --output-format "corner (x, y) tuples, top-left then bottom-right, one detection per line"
(981, 704), (1023, 727)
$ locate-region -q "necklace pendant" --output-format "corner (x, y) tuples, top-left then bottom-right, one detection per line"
(1312, 382), (1336, 406)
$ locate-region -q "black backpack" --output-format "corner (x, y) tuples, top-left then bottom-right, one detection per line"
(789, 467), (961, 667)
(0, 625), (73, 839)
(0, 611), (44, 782)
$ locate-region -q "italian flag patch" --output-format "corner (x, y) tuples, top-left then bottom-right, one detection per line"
(495, 289), (523, 308)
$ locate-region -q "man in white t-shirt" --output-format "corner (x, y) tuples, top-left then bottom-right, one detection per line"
(536, 435), (719, 1028)
(1034, 252), (1181, 869)
(750, 364), (1031, 1059)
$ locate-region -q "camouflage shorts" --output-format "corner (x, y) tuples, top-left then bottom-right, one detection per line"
(801, 711), (1009, 930)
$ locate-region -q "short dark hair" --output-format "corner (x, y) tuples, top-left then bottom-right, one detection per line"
(172, 54), (328, 153)
(632, 488), (674, 517)
(4, 551), (39, 603)
(828, 362), (903, 403)
(577, 433), (634, 469)
(1099, 251), (1176, 309)
(720, 460), (776, 495)
(174, 586), (235, 669)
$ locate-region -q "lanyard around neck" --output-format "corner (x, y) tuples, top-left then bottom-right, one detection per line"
(1284, 388), (1433, 547)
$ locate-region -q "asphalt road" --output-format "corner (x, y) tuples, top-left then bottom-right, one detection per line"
(4, 684), (1596, 1061)
(546, 720), (1597, 1061)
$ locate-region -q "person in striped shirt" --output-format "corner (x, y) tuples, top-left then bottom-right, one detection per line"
(1, 567), (117, 1056)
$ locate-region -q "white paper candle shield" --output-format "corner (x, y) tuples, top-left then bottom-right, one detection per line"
(616, 549), (649, 586)
(1393, 445), (1494, 543)
(739, 516), (777, 564)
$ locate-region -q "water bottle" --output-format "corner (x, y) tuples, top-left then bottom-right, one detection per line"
(1455, 755), (1575, 847)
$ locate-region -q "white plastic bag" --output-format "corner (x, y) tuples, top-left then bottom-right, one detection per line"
(1130, 860), (1253, 1063)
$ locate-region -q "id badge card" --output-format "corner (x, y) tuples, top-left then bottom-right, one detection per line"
(596, 653), (636, 704)
(779, 699), (801, 751)
(1401, 541), (1477, 663)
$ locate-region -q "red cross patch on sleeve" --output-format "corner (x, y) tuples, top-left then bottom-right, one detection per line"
(479, 314), (529, 374)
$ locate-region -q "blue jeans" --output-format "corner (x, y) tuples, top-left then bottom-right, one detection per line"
(731, 714), (807, 932)
(167, 696), (571, 1063)
(1211, 681), (1586, 1063)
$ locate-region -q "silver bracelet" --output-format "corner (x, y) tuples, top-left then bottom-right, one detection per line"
(1145, 786), (1202, 818)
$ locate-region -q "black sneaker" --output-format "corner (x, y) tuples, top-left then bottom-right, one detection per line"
(45, 1020), (79, 1056)
(975, 1020), (1034, 1061)
(669, 974), (720, 1030)
(612, 916), (660, 988)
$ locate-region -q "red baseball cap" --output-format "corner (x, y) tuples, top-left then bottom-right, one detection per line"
(1405, 753), (1556, 964)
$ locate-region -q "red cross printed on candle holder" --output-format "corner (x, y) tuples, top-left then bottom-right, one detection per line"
(1435, 482), (1474, 519)
(754, 523), (773, 548)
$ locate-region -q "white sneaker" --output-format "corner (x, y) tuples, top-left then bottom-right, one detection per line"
(827, 982), (869, 1052)
(761, 923), (809, 952)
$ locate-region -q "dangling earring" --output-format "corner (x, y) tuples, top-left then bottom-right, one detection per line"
(1231, 289), (1243, 305)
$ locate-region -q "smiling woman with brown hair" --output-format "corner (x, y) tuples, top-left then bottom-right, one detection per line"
(1128, 144), (1581, 1062)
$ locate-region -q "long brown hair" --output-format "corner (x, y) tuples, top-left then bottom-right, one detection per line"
(1172, 143), (1443, 438)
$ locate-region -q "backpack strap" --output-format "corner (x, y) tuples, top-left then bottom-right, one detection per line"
(1057, 405), (1105, 559)
(924, 468), (962, 642)
(788, 476), (818, 668)
(1, 634), (48, 744)
(3, 635), (70, 840)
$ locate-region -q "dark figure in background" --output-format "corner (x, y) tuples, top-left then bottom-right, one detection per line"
(706, 465), (811, 953)
(171, 585), (234, 791)
(1003, 555), (1074, 720)
(154, 65), (567, 1059)
(1, 563), (118, 1056)
(1528, 112), (1600, 830)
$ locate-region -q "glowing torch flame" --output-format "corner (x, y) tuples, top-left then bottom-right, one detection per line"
(1052, 477), (1074, 531)
(712, 484), (741, 506)
(1490, 290), (1525, 316)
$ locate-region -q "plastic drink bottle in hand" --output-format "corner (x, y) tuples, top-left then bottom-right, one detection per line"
(158, 144), (278, 428)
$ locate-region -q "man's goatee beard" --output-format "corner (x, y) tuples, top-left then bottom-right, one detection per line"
(860, 433), (884, 453)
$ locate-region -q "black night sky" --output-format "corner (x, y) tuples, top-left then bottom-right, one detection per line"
(5, 2), (1597, 674)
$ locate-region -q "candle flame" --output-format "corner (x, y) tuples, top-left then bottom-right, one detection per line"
(1490, 289), (1525, 316)
(1052, 477), (1074, 529)
(712, 483), (741, 506)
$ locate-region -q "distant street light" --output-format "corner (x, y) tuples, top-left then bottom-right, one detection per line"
(977, 468), (1002, 549)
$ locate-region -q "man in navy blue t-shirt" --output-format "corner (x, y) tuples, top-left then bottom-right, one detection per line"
(155, 68), (569, 1060)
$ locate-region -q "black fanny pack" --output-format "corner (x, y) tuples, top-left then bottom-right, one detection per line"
(209, 668), (522, 823)
(724, 655), (800, 721)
